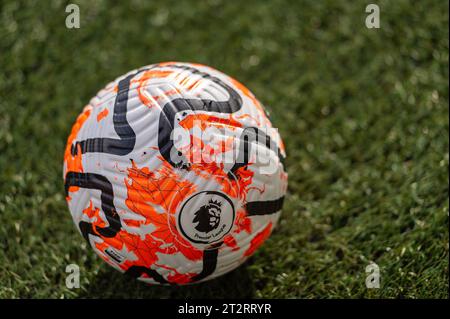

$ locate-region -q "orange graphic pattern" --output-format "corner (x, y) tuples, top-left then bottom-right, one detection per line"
(96, 107), (109, 122)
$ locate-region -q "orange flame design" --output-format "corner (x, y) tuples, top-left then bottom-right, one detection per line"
(244, 222), (273, 257)
(96, 107), (109, 122)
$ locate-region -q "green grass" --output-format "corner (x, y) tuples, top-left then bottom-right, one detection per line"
(0, 0), (448, 298)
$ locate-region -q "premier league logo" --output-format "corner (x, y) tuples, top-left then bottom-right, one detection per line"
(178, 191), (235, 245)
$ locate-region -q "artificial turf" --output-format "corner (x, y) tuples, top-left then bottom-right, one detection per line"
(0, 0), (448, 298)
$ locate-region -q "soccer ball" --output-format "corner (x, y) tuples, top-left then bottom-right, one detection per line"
(63, 62), (287, 284)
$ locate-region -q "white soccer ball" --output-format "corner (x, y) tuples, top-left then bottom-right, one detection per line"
(63, 62), (288, 284)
